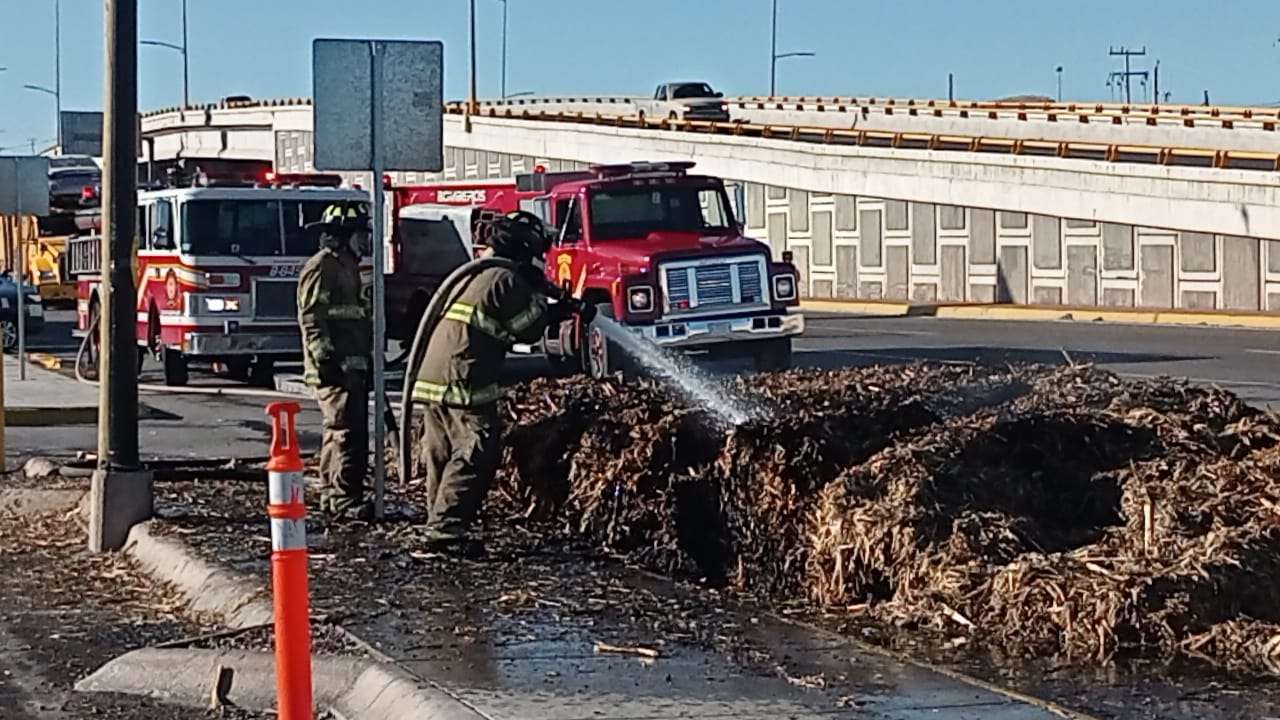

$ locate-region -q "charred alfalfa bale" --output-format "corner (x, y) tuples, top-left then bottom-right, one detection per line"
(1183, 619), (1280, 677)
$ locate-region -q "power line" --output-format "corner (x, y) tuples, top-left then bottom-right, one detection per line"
(1107, 46), (1148, 104)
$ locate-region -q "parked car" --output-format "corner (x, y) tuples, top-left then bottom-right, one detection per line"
(637, 82), (731, 122)
(48, 166), (102, 211)
(0, 274), (45, 351)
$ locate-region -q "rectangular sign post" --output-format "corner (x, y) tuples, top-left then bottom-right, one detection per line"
(313, 39), (444, 521)
(0, 156), (52, 381)
(60, 111), (105, 157)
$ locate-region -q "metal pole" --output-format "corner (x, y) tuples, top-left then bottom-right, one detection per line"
(1056, 67), (1062, 102)
(99, 0), (140, 470)
(370, 42), (387, 521)
(55, 0), (62, 150)
(948, 73), (954, 102)
(1153, 61), (1160, 106)
(769, 0), (777, 96)
(500, 0), (507, 100)
(466, 0), (476, 132)
(1124, 52), (1131, 104)
(181, 0), (189, 108)
(15, 194), (24, 381)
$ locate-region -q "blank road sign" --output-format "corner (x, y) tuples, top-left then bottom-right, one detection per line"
(312, 39), (444, 172)
(0, 156), (51, 217)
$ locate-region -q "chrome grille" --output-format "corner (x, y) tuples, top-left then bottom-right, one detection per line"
(661, 255), (770, 315)
(254, 279), (297, 320)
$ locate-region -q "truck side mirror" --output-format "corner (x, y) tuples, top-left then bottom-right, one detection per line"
(714, 91), (724, 98)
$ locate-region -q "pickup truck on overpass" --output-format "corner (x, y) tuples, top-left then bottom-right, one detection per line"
(636, 82), (731, 123)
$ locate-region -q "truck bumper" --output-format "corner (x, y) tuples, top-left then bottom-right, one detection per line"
(184, 331), (300, 357)
(637, 312), (804, 349)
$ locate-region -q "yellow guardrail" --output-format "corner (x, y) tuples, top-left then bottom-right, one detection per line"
(444, 104), (1280, 173)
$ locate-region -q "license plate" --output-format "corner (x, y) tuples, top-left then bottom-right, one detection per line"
(708, 321), (730, 334)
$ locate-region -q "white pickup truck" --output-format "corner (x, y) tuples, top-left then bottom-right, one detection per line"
(636, 82), (731, 122)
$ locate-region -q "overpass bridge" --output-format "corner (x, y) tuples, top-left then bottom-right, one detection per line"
(140, 95), (1280, 315)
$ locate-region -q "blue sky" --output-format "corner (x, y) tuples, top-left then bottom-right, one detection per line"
(2, 0), (1279, 151)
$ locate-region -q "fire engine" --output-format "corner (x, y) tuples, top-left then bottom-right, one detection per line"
(388, 161), (803, 374)
(69, 172), (370, 386)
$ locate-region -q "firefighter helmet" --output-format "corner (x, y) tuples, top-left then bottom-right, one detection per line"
(476, 210), (551, 263)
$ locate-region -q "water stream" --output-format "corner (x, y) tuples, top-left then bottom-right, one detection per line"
(594, 316), (755, 426)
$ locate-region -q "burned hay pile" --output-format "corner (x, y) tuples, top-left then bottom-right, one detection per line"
(491, 364), (1280, 674)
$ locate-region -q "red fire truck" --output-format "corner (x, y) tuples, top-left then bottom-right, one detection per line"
(69, 173), (370, 386)
(389, 162), (803, 374)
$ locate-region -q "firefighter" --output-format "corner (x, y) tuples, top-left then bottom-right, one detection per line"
(298, 202), (374, 519)
(414, 211), (591, 554)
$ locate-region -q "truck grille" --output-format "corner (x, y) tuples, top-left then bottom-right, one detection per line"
(254, 279), (297, 320)
(662, 255), (769, 314)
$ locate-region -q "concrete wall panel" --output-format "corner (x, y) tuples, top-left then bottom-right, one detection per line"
(791, 245), (811, 298)
(971, 284), (996, 302)
(885, 200), (908, 232)
(859, 210), (882, 267)
(1269, 241), (1280, 274)
(997, 246), (1028, 303)
(812, 278), (833, 298)
(911, 202), (937, 265)
(747, 183), (765, 229)
(1270, 293), (1280, 312)
(1066, 246), (1098, 305)
(767, 185), (786, 200)
(885, 246), (910, 299)
(1103, 288), (1135, 307)
(972, 209), (996, 264)
(835, 195), (857, 231)
(1180, 232), (1216, 272)
(813, 211), (834, 266)
(789, 190), (809, 232)
(940, 245), (966, 301)
(1222, 236), (1261, 310)
(1102, 224), (1135, 271)
(860, 281), (883, 299)
(767, 213), (787, 257)
(1000, 211), (1028, 230)
(1032, 215), (1061, 269)
(1035, 286), (1062, 305)
(1139, 245), (1175, 308)
(1066, 218), (1096, 229)
(939, 205), (965, 231)
(1183, 290), (1217, 309)
(836, 246), (857, 298)
(913, 284), (938, 302)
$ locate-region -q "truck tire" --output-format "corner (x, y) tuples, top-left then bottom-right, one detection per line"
(162, 347), (189, 387)
(249, 358), (275, 388)
(586, 303), (632, 380)
(751, 337), (792, 372)
(0, 319), (16, 352)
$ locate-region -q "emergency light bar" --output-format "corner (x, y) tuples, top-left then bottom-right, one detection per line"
(589, 161), (696, 178)
(264, 172), (345, 188)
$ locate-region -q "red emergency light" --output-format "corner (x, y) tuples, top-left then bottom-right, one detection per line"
(590, 161), (696, 178)
(264, 172), (344, 188)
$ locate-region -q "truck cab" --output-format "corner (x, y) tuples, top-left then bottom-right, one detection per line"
(640, 82), (731, 122)
(529, 161), (802, 375)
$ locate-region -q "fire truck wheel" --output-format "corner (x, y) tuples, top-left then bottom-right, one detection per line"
(0, 319), (16, 352)
(586, 303), (632, 380)
(162, 348), (189, 387)
(751, 338), (793, 372)
(249, 359), (275, 388)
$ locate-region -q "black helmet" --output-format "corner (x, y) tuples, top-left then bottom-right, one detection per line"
(309, 202), (370, 243)
(476, 210), (550, 263)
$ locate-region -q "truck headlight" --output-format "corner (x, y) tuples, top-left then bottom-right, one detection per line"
(202, 297), (241, 313)
(627, 285), (654, 313)
(772, 274), (797, 301)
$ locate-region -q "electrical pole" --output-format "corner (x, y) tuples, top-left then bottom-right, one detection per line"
(55, 0), (62, 150)
(1153, 60), (1160, 106)
(466, 0), (476, 132)
(1108, 46), (1147, 104)
(498, 0), (507, 99)
(90, 0), (150, 553)
(948, 73), (954, 102)
(770, 0), (777, 96)
(181, 0), (189, 107)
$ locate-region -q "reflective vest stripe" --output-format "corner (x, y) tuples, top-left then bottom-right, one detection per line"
(412, 379), (504, 406)
(444, 301), (514, 344)
(325, 304), (366, 320)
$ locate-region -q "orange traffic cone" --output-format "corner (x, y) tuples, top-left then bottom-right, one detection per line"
(266, 401), (312, 720)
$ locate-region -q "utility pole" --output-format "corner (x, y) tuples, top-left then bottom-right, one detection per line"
(770, 0), (777, 96)
(466, 0), (476, 131)
(948, 73), (954, 102)
(55, 0), (62, 150)
(181, 0), (189, 107)
(1056, 65), (1063, 103)
(1108, 46), (1147, 104)
(90, 0), (151, 553)
(498, 0), (507, 99)
(1153, 60), (1160, 106)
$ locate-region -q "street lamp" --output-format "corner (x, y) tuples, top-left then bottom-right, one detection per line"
(140, 0), (189, 107)
(504, 90), (534, 99)
(769, 0), (814, 96)
(1055, 65), (1063, 102)
(23, 83), (60, 151)
(496, 0), (508, 101)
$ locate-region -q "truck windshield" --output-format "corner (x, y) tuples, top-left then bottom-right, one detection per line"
(588, 186), (735, 240)
(671, 84), (715, 99)
(181, 199), (349, 257)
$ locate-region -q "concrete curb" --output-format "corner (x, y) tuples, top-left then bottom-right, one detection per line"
(109, 521), (489, 719)
(123, 522), (274, 629)
(800, 298), (1280, 329)
(74, 647), (484, 720)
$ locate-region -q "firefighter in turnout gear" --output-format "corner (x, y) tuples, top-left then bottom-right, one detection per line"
(415, 211), (593, 554)
(298, 202), (374, 519)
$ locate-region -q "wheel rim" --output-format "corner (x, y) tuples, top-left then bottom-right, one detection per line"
(1, 321), (15, 350)
(589, 326), (607, 377)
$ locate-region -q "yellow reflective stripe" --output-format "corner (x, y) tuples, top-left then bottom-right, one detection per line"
(507, 295), (548, 334)
(412, 379), (503, 406)
(327, 304), (366, 320)
(307, 337), (335, 358)
(444, 301), (513, 343)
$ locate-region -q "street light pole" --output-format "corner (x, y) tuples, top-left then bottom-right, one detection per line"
(1056, 65), (1063, 103)
(498, 0), (507, 100)
(770, 0), (777, 96)
(181, 0), (189, 107)
(55, 0), (62, 149)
